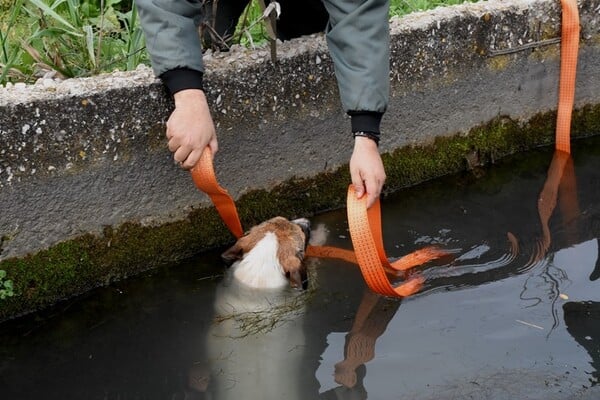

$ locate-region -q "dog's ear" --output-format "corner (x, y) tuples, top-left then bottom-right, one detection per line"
(221, 241), (244, 266)
(221, 231), (263, 266)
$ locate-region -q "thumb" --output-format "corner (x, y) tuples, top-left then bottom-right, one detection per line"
(352, 176), (365, 199)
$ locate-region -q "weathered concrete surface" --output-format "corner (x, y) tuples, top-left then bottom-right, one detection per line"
(1, 0), (600, 319)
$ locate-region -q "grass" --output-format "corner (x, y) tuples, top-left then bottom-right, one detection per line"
(391, 0), (472, 15)
(1, 0), (147, 84)
(0, 0), (474, 85)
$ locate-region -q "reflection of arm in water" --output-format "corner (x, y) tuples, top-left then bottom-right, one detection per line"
(320, 290), (401, 399)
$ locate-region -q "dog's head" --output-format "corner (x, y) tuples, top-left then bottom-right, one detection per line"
(221, 217), (311, 289)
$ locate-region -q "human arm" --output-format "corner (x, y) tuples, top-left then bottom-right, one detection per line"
(135, 0), (217, 168)
(321, 0), (391, 207)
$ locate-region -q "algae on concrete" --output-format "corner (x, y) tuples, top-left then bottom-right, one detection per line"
(2, 104), (600, 322)
(2, 0), (600, 322)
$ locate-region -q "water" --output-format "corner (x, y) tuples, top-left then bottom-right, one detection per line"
(1, 137), (600, 400)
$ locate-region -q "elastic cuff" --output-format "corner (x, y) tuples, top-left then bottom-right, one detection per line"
(348, 111), (384, 135)
(160, 68), (204, 96)
(353, 131), (380, 145)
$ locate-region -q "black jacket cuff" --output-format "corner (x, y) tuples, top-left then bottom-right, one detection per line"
(160, 68), (204, 96)
(348, 111), (384, 134)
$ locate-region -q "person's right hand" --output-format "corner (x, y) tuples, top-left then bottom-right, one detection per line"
(167, 89), (219, 169)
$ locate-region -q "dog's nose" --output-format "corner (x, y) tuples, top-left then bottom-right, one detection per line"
(292, 218), (310, 230)
(292, 218), (311, 239)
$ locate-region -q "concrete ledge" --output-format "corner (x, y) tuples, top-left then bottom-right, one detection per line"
(1, 0), (600, 320)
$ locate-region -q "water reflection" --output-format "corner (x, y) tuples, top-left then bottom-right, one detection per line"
(312, 147), (599, 395)
(519, 150), (598, 387)
(563, 301), (600, 386)
(2, 142), (600, 399)
(197, 275), (308, 400)
(321, 290), (399, 399)
(528, 150), (580, 266)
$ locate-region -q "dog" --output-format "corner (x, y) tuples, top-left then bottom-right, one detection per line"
(220, 216), (311, 290)
(193, 216), (320, 399)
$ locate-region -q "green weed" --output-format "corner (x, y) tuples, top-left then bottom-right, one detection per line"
(1, 0), (147, 83)
(0, 270), (14, 300)
(1, 0), (477, 85)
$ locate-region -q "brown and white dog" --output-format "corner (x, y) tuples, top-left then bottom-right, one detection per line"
(220, 216), (311, 290)
(196, 216), (323, 399)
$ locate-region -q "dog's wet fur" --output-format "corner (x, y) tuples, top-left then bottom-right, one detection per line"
(221, 216), (311, 289)
(197, 217), (319, 399)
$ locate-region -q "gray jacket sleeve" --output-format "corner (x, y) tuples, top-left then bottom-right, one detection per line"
(135, 0), (205, 89)
(322, 0), (390, 129)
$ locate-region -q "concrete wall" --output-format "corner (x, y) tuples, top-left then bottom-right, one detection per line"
(1, 0), (600, 319)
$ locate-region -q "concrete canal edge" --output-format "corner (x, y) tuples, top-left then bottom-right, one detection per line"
(1, 0), (600, 321)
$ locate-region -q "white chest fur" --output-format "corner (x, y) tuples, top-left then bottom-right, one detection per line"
(232, 232), (289, 289)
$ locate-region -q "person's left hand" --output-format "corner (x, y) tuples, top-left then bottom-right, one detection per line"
(349, 136), (386, 208)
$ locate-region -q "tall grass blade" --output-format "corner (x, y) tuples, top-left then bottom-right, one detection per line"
(0, 49), (24, 84)
(28, 0), (80, 33)
(64, 0), (80, 26)
(1, 0), (25, 63)
(83, 25), (96, 67)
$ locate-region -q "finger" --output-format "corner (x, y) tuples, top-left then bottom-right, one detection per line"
(365, 176), (382, 209)
(182, 148), (204, 170)
(174, 146), (192, 165)
(167, 137), (179, 152)
(165, 121), (176, 140)
(351, 170), (365, 200)
(366, 188), (378, 209)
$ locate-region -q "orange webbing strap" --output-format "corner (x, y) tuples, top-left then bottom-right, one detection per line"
(306, 245), (358, 264)
(345, 185), (442, 297)
(555, 0), (580, 153)
(190, 149), (244, 239)
(306, 243), (448, 278)
(191, 150), (445, 298)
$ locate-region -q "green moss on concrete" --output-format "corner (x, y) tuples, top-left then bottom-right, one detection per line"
(572, 104), (600, 134)
(384, 105), (600, 191)
(1, 104), (599, 322)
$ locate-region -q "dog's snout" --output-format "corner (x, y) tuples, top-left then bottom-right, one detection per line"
(292, 218), (311, 242)
(292, 218), (310, 230)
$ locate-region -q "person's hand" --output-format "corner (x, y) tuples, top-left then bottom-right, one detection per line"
(167, 89), (218, 169)
(349, 136), (386, 208)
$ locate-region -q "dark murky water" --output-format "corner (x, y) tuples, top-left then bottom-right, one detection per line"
(1, 137), (600, 400)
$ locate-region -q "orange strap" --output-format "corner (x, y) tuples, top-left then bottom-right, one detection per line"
(555, 0), (580, 153)
(190, 149), (244, 239)
(190, 151), (444, 297)
(306, 245), (358, 264)
(343, 185), (448, 297)
(190, 1), (579, 297)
